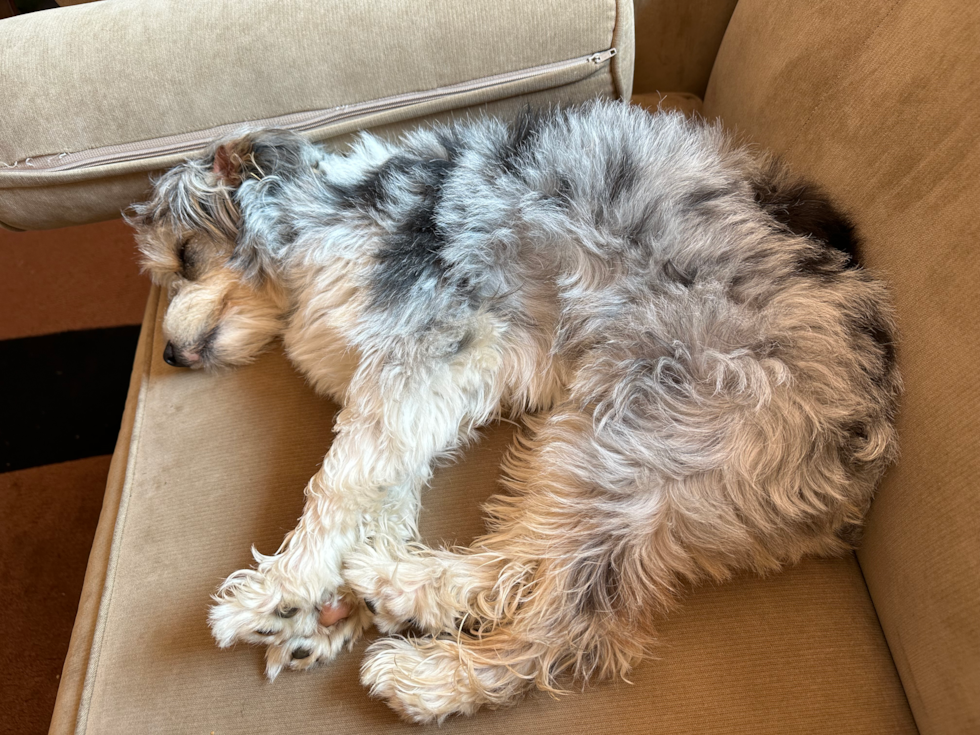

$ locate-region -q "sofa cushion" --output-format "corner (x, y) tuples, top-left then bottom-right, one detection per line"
(0, 0), (633, 230)
(51, 282), (916, 734)
(704, 1), (980, 732)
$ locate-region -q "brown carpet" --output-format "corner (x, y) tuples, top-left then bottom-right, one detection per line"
(0, 218), (149, 734)
(0, 219), (148, 341)
(0, 457), (111, 735)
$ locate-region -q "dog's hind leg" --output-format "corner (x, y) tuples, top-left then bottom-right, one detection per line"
(358, 407), (672, 722)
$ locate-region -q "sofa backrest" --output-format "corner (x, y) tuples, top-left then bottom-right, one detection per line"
(703, 2), (980, 733)
(631, 0), (738, 98)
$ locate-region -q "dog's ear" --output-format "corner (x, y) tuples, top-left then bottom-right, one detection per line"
(211, 139), (254, 187)
(212, 142), (244, 186)
(210, 130), (309, 188)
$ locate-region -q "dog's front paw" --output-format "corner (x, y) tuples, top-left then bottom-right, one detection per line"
(209, 564), (371, 679)
(259, 598), (373, 678)
(345, 545), (461, 636)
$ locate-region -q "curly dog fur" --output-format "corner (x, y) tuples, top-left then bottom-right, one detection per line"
(128, 100), (900, 723)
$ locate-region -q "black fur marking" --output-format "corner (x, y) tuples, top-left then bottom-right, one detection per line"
(835, 523), (864, 548)
(839, 308), (899, 396)
(548, 174), (573, 207)
(176, 238), (193, 279)
(435, 129), (463, 162)
(752, 175), (859, 264)
(795, 243), (847, 281)
(248, 132), (307, 179)
(370, 156), (460, 310)
(607, 149), (639, 203)
(452, 330), (475, 355)
(229, 242), (258, 276)
(197, 197), (217, 228)
(655, 360), (687, 390)
(278, 219), (299, 246)
(685, 187), (727, 207)
(838, 422), (872, 467)
(661, 260), (695, 287)
(213, 130), (309, 187)
(571, 551), (622, 618)
(724, 250), (777, 305)
(853, 312), (898, 373)
(496, 107), (544, 176)
(556, 175), (573, 199)
(326, 154), (416, 212)
(259, 177), (284, 197)
(586, 150), (640, 228)
(197, 325), (220, 366)
(727, 273), (750, 304)
(623, 201), (664, 247)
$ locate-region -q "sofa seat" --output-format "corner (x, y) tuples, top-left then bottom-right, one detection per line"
(50, 282), (916, 734)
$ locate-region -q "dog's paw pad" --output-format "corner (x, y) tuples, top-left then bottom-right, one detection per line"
(318, 600), (352, 627)
(261, 604), (374, 677)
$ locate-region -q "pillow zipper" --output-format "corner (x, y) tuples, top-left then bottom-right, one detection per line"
(3, 48), (616, 175)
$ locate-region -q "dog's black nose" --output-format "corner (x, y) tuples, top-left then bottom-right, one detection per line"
(163, 341), (184, 367)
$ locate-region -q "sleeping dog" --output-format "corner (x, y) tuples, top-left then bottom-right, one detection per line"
(128, 100), (899, 723)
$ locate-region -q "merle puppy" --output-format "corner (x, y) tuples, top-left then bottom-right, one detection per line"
(129, 100), (900, 723)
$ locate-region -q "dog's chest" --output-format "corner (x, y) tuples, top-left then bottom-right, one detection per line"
(281, 264), (366, 403)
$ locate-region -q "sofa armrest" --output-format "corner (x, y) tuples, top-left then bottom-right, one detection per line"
(0, 0), (633, 231)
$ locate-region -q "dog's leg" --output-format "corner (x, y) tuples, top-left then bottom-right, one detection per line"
(357, 407), (674, 722)
(344, 413), (565, 637)
(343, 414), (567, 638)
(209, 341), (503, 677)
(345, 541), (507, 635)
(206, 436), (403, 678)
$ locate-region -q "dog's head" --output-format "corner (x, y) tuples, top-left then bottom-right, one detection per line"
(127, 130), (314, 370)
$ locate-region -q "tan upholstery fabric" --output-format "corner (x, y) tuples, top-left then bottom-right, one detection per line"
(704, 2), (980, 733)
(53, 282), (915, 734)
(0, 0), (633, 230)
(632, 0), (738, 98)
(0, 84), (614, 232)
(48, 293), (158, 735)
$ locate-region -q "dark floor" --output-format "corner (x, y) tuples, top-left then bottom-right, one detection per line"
(0, 217), (150, 735)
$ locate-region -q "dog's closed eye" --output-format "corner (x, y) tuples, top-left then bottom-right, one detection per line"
(177, 239), (194, 279)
